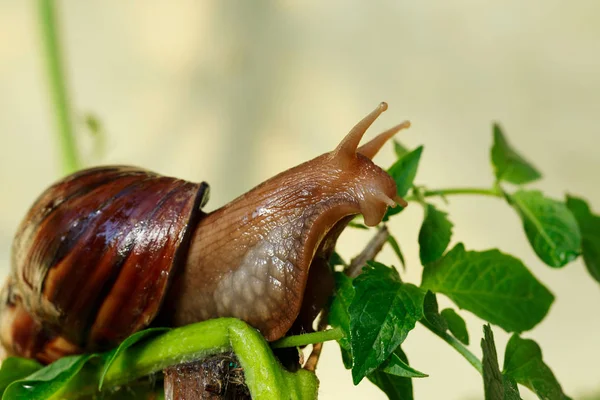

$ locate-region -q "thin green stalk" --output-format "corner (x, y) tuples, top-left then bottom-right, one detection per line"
(405, 187), (502, 202)
(271, 328), (344, 349)
(38, 0), (80, 175)
(420, 320), (483, 375)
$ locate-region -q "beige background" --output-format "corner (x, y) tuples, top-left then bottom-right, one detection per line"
(1, 1), (599, 399)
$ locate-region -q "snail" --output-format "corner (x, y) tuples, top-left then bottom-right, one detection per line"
(0, 102), (410, 365)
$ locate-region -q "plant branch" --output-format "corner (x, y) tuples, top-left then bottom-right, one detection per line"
(271, 328), (344, 349)
(346, 225), (391, 278)
(420, 319), (483, 375)
(38, 0), (80, 175)
(405, 187), (502, 202)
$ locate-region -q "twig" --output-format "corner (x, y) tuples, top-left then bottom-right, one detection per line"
(304, 225), (391, 371)
(346, 225), (390, 278)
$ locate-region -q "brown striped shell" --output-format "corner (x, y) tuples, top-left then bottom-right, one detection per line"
(0, 166), (208, 363)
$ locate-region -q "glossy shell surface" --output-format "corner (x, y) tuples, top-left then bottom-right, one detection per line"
(1, 166), (208, 360)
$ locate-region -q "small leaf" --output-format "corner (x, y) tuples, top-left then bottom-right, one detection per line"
(384, 146), (423, 220)
(503, 335), (570, 400)
(481, 324), (522, 400)
(503, 377), (523, 400)
(349, 262), (425, 384)
(510, 190), (581, 267)
(3, 354), (97, 399)
(421, 244), (554, 333)
(99, 327), (170, 389)
(566, 195), (600, 283)
(330, 251), (347, 268)
(482, 324), (504, 400)
(393, 140), (409, 158)
(491, 123), (541, 184)
(388, 146), (423, 197)
(422, 290), (447, 334)
(386, 235), (406, 270)
(368, 347), (414, 400)
(329, 272), (355, 353)
(441, 308), (469, 345)
(380, 347), (428, 378)
(418, 204), (454, 265)
(0, 357), (42, 396)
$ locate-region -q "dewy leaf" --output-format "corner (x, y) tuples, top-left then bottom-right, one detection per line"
(349, 261), (425, 384)
(329, 272), (355, 352)
(384, 146), (423, 220)
(419, 204), (454, 265)
(503, 335), (570, 400)
(368, 347), (414, 400)
(481, 324), (522, 400)
(491, 123), (541, 184)
(441, 309), (469, 345)
(0, 357), (42, 396)
(510, 190), (581, 268)
(421, 244), (554, 333)
(99, 327), (170, 389)
(566, 195), (600, 283)
(387, 235), (406, 270)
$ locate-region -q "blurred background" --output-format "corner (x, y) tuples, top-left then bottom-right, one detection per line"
(1, 1), (599, 398)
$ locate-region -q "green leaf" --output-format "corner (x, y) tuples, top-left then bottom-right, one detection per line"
(99, 327), (170, 389)
(3, 354), (97, 399)
(510, 190), (581, 267)
(384, 146), (423, 220)
(330, 251), (347, 268)
(503, 335), (570, 400)
(421, 243), (554, 333)
(349, 262), (425, 384)
(0, 357), (42, 396)
(422, 290), (448, 334)
(441, 309), (469, 345)
(491, 123), (541, 184)
(393, 140), (409, 158)
(566, 195), (600, 283)
(482, 324), (504, 400)
(380, 348), (427, 378)
(387, 235), (406, 270)
(329, 272), (355, 352)
(368, 347), (414, 400)
(481, 324), (523, 400)
(418, 204), (454, 265)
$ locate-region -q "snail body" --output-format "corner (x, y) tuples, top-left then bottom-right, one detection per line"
(0, 103), (409, 364)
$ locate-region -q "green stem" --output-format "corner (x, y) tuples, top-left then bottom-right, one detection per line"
(271, 328), (344, 349)
(38, 0), (80, 175)
(405, 187), (502, 202)
(420, 320), (483, 375)
(5, 319), (318, 400)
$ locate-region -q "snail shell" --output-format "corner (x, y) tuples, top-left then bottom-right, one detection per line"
(1, 167), (208, 362)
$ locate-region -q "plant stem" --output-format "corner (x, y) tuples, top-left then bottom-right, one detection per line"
(38, 0), (80, 175)
(420, 319), (483, 375)
(405, 187), (501, 202)
(271, 328), (344, 349)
